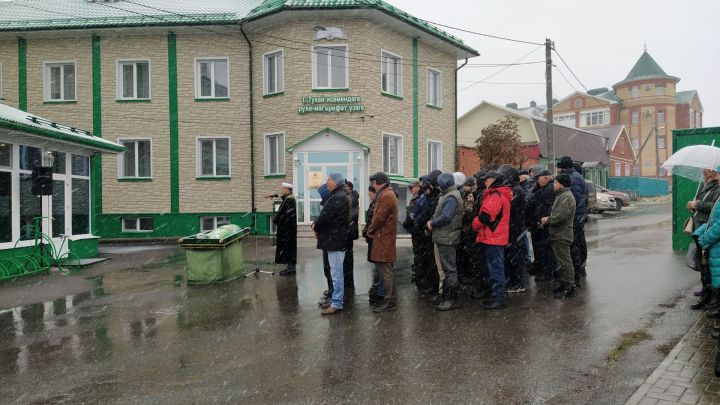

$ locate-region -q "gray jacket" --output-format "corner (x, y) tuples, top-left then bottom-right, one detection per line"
(431, 188), (463, 245)
(548, 188), (576, 242)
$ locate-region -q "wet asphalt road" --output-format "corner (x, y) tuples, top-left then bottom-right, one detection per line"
(0, 201), (702, 404)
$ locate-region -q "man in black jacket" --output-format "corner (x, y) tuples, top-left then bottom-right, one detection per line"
(312, 172), (349, 315)
(343, 181), (360, 293)
(527, 170), (555, 281)
(498, 164), (528, 293)
(272, 182), (297, 276)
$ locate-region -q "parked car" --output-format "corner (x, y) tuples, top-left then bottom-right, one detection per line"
(596, 185), (630, 210)
(586, 181), (616, 213)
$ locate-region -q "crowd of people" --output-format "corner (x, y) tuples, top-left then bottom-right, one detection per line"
(270, 155), (592, 315)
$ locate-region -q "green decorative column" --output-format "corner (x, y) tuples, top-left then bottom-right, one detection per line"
(18, 37), (27, 111)
(168, 32), (180, 214)
(91, 35), (102, 234)
(412, 38), (419, 178)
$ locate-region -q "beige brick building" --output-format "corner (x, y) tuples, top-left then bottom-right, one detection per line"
(0, 0), (477, 238)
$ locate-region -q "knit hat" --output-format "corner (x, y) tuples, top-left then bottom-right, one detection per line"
(534, 169), (552, 179)
(555, 173), (572, 187)
(369, 171), (390, 184)
(437, 173), (455, 190)
(463, 177), (476, 187)
(557, 156), (574, 169)
(328, 172), (346, 186)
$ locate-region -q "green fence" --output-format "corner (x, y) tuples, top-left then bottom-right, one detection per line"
(671, 127), (720, 250)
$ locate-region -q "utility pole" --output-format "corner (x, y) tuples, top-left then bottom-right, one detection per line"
(545, 38), (555, 174)
(655, 126), (660, 178)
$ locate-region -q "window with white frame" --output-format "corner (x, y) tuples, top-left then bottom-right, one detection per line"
(631, 85), (639, 98)
(381, 50), (402, 97)
(579, 109), (609, 127)
(122, 217), (153, 232)
(382, 133), (402, 175)
(263, 51), (284, 95)
(625, 164), (631, 177)
(553, 113), (575, 125)
(196, 58), (229, 98)
(312, 45), (347, 89)
(656, 85), (665, 96)
(696, 112), (701, 128)
(200, 216), (231, 232)
(264, 133), (285, 175)
(427, 68), (442, 107)
(428, 141), (442, 172)
(197, 137), (230, 177)
(71, 154), (90, 235)
(574, 99), (582, 108)
(690, 109), (695, 127)
(615, 162), (621, 176)
(117, 60), (150, 100)
(118, 139), (151, 178)
(44, 62), (76, 101)
(631, 137), (640, 150)
(632, 112), (639, 125)
(657, 136), (666, 149)
(0, 143), (11, 243)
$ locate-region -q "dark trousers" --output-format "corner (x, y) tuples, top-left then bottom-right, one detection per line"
(571, 226), (587, 280)
(417, 235), (438, 290)
(323, 249), (333, 292)
(457, 232), (476, 281)
(411, 234), (423, 279)
(552, 239), (574, 287)
(343, 239), (355, 290)
(531, 228), (555, 277)
(505, 236), (527, 288)
(484, 244), (506, 304)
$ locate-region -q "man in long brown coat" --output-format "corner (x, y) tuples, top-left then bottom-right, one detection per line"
(366, 172), (399, 312)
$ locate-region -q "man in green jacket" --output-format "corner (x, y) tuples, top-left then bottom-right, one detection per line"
(541, 173), (576, 299)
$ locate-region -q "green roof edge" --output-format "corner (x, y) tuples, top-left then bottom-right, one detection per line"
(0, 117), (126, 152)
(286, 127), (370, 152)
(672, 127), (719, 136)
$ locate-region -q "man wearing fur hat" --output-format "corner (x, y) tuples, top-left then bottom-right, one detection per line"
(272, 182), (297, 276)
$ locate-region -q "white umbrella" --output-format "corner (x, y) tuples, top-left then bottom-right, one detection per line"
(660, 144), (720, 182)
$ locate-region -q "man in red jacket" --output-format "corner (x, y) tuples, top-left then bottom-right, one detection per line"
(472, 170), (512, 310)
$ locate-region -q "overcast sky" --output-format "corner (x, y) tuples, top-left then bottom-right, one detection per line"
(392, 0), (720, 126)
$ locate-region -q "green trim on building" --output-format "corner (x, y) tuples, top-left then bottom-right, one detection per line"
(43, 100), (77, 105)
(412, 37), (418, 178)
(168, 32), (180, 214)
(196, 176), (231, 181)
(0, 238), (99, 263)
(91, 34), (102, 234)
(381, 92), (403, 101)
(426, 104), (442, 111)
(311, 88), (350, 93)
(118, 178), (153, 182)
(95, 212), (273, 238)
(264, 174), (286, 179)
(262, 92), (284, 99)
(0, 118), (124, 152)
(18, 37), (27, 111)
(116, 99), (151, 103)
(286, 127), (370, 152)
(194, 97), (230, 102)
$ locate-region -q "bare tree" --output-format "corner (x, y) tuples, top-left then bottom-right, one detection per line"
(474, 115), (525, 169)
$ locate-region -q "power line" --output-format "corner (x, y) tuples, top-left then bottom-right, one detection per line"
(417, 18), (544, 46)
(553, 47), (588, 92)
(457, 80), (545, 85)
(553, 65), (577, 92)
(459, 45), (543, 92)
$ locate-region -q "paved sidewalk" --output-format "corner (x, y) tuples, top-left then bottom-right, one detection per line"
(627, 314), (720, 405)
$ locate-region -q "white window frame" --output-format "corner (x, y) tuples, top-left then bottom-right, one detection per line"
(615, 162), (621, 176)
(632, 112), (639, 125)
(43, 61), (76, 102)
(262, 50), (284, 96)
(427, 140), (443, 172)
(117, 138), (152, 179)
(311, 45), (349, 90)
(657, 111), (665, 123)
(380, 49), (403, 97)
(427, 68), (443, 108)
(116, 59), (151, 100)
(196, 136), (231, 178)
(631, 85), (639, 98)
(70, 154), (91, 237)
(200, 216), (231, 232)
(656, 85), (665, 96)
(195, 57), (230, 99)
(657, 136), (666, 149)
(690, 109), (695, 127)
(553, 113), (575, 124)
(382, 132), (403, 176)
(631, 137), (640, 150)
(625, 164), (631, 177)
(579, 108), (609, 127)
(121, 217), (154, 233)
(696, 112), (701, 128)
(264, 132), (285, 176)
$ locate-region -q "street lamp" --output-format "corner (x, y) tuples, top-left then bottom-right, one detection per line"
(41, 150), (55, 168)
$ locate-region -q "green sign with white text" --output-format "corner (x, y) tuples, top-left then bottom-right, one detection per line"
(298, 95), (366, 114)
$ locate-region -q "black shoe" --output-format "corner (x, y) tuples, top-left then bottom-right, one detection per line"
(691, 294), (711, 310)
(471, 288), (489, 300)
(317, 290), (331, 306)
(708, 309), (720, 319)
(535, 273), (553, 282)
(436, 299), (459, 311)
(484, 301), (507, 310)
(369, 294), (384, 306)
(279, 268), (296, 276)
(554, 286), (575, 299)
(373, 300), (397, 313)
(430, 292), (444, 305)
(552, 284), (565, 294)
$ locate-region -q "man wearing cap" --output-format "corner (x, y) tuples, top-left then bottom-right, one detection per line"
(312, 172), (350, 315)
(427, 173), (465, 311)
(403, 180), (423, 284)
(557, 156), (588, 286)
(527, 170), (555, 281)
(413, 172), (442, 293)
(366, 172), (399, 312)
(472, 170), (512, 309)
(458, 177), (478, 284)
(272, 183), (297, 276)
(541, 173), (576, 299)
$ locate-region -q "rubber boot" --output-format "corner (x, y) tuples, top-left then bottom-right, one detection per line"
(707, 289), (720, 319)
(436, 287), (459, 311)
(692, 287), (712, 310)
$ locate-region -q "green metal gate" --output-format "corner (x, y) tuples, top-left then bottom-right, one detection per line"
(671, 127), (720, 250)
